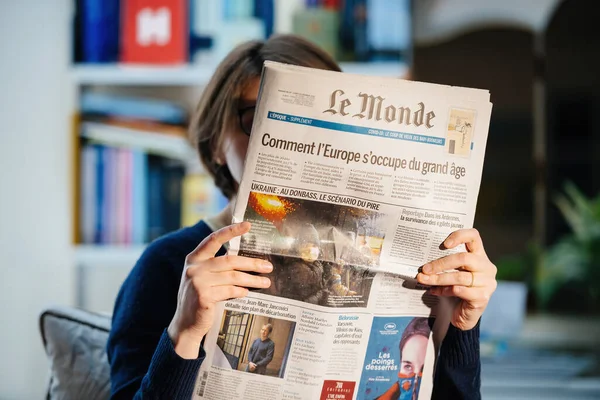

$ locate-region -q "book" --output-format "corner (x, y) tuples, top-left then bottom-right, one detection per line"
(132, 150), (149, 244)
(292, 7), (340, 60)
(80, 144), (98, 243)
(80, 92), (188, 125)
(160, 159), (186, 235)
(181, 174), (228, 227)
(77, 0), (120, 63)
(273, 0), (303, 34)
(121, 0), (188, 64)
(254, 0), (275, 38)
(80, 121), (194, 162)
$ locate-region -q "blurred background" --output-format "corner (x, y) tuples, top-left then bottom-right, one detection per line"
(0, 0), (599, 399)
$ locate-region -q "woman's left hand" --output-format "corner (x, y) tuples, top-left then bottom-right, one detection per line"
(417, 228), (497, 331)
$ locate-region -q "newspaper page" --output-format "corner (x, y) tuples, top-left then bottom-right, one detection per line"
(193, 62), (492, 400)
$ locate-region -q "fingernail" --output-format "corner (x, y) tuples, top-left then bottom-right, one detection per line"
(419, 273), (429, 282)
(445, 239), (454, 248)
(422, 264), (432, 274)
(262, 277), (271, 286)
(261, 261), (273, 271)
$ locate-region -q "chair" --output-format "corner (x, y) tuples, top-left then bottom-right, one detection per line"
(39, 305), (112, 400)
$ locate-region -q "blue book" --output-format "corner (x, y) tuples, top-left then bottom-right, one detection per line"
(254, 0), (274, 38)
(160, 160), (185, 235)
(80, 144), (97, 244)
(147, 160), (164, 242)
(132, 150), (148, 244)
(79, 0), (120, 63)
(94, 145), (105, 244)
(102, 147), (117, 244)
(81, 92), (188, 125)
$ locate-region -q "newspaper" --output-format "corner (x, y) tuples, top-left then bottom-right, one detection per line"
(193, 61), (492, 400)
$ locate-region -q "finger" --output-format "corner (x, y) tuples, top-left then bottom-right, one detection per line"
(418, 270), (479, 287)
(202, 255), (273, 273)
(209, 285), (250, 302)
(189, 222), (251, 262)
(421, 252), (479, 274)
(428, 285), (492, 304)
(420, 271), (495, 289)
(443, 228), (484, 253)
(197, 270), (271, 289)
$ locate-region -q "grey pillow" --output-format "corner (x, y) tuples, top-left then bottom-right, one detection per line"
(39, 306), (112, 400)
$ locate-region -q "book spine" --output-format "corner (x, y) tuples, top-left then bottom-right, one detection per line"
(95, 145), (106, 244)
(80, 92), (188, 125)
(81, 0), (120, 62)
(254, 0), (274, 37)
(80, 144), (97, 244)
(102, 147), (117, 244)
(132, 150), (148, 244)
(147, 159), (163, 242)
(161, 161), (185, 234)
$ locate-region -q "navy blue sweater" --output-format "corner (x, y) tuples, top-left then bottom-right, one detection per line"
(107, 220), (481, 399)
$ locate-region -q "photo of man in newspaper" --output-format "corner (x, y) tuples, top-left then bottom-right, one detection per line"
(446, 107), (476, 157)
(212, 310), (295, 379)
(238, 192), (384, 307)
(357, 317), (433, 400)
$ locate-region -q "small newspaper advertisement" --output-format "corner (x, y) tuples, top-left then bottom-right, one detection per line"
(193, 62), (492, 400)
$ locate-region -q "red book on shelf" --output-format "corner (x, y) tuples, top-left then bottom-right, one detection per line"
(323, 0), (341, 9)
(121, 0), (188, 64)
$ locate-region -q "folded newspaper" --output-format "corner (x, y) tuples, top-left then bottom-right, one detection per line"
(194, 62), (492, 400)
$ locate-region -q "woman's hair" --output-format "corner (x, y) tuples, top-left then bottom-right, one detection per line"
(190, 34), (342, 199)
(399, 318), (431, 356)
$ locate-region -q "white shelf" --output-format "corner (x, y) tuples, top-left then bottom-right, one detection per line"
(74, 244), (147, 267)
(72, 63), (219, 86)
(71, 61), (408, 86)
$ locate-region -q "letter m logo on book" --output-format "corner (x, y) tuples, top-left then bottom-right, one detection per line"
(121, 0), (187, 64)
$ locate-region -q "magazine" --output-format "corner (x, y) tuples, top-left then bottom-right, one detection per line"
(193, 62), (492, 400)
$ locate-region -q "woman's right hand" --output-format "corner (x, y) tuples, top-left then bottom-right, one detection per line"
(167, 222), (273, 359)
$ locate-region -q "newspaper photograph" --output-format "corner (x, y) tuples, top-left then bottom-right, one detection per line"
(193, 62), (492, 399)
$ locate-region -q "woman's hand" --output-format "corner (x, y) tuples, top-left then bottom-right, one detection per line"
(168, 222), (273, 359)
(416, 228), (497, 331)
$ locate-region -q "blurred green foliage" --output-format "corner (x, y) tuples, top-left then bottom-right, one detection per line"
(536, 182), (600, 313)
(495, 182), (600, 313)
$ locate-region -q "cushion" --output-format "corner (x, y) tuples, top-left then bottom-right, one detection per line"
(39, 306), (112, 400)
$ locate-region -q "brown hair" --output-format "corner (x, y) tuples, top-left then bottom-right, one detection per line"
(190, 34), (342, 199)
(399, 318), (431, 357)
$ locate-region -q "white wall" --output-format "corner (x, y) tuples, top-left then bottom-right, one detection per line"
(0, 1), (75, 399)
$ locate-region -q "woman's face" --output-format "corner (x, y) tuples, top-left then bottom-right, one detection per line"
(399, 335), (428, 376)
(220, 77), (261, 185)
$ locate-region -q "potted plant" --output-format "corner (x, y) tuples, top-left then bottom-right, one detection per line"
(536, 182), (600, 314)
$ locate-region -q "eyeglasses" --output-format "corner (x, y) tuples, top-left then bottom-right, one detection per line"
(238, 105), (256, 136)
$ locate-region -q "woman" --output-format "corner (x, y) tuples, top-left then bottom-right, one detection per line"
(107, 34), (497, 399)
(377, 318), (431, 400)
